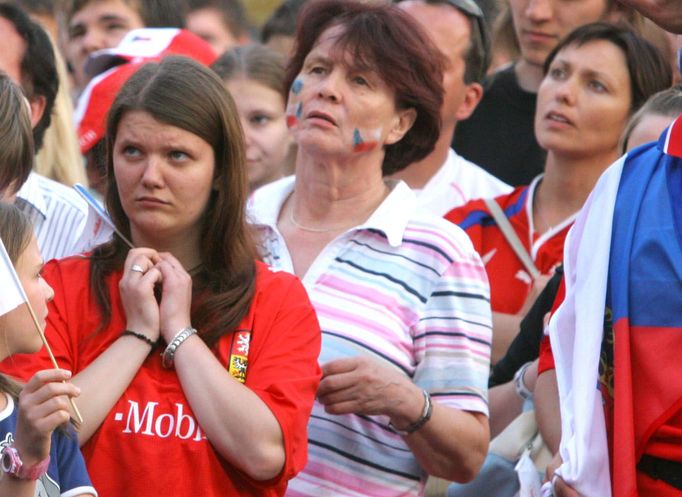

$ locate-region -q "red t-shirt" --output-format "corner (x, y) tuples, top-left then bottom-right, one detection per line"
(1, 257), (322, 497)
(445, 179), (572, 314)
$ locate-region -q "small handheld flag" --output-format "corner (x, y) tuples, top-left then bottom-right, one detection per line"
(0, 235), (84, 426)
(0, 237), (25, 316)
(73, 183), (133, 249)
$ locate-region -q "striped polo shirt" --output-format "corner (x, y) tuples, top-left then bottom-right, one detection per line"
(250, 177), (492, 496)
(15, 172), (93, 260)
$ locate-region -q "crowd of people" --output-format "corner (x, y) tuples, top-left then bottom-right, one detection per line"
(0, 0), (680, 496)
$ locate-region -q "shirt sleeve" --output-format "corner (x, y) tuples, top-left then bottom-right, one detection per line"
(53, 427), (98, 497)
(233, 269), (322, 486)
(412, 246), (492, 416)
(538, 277), (566, 375)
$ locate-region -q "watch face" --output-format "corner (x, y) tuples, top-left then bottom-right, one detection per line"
(1, 447), (16, 473)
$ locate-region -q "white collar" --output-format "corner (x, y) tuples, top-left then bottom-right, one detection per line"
(249, 176), (417, 247)
(0, 393), (14, 422)
(15, 173), (47, 220)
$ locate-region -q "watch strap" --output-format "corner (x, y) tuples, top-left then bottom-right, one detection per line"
(1, 445), (50, 480)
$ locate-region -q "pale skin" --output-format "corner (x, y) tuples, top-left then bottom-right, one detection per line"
(392, 1), (484, 189)
(487, 359), (539, 437)
(507, 0), (609, 92)
(61, 111), (285, 481)
(279, 25), (489, 481)
(492, 40), (632, 365)
(0, 237), (87, 496)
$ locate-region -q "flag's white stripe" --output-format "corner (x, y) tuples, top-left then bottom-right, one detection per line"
(0, 237), (27, 316)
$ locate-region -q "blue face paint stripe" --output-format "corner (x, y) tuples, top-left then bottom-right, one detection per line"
(353, 128), (362, 146)
(292, 78), (303, 95)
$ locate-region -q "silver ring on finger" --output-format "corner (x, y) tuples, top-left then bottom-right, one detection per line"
(131, 264), (145, 274)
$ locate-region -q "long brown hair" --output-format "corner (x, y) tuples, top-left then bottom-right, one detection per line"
(0, 202), (33, 399)
(91, 56), (259, 348)
(0, 72), (34, 196)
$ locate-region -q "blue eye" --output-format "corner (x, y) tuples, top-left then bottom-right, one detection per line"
(122, 145), (141, 157)
(169, 150), (189, 161)
(588, 80), (607, 93)
(251, 114), (271, 126)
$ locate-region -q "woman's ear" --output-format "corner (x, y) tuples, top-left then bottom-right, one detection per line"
(386, 108), (417, 145)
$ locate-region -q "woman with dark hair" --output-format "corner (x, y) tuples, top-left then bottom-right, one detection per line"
(446, 22), (671, 366)
(212, 44), (294, 192)
(3, 56), (322, 497)
(249, 1), (493, 495)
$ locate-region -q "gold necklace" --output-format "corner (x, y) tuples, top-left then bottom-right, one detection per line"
(288, 208), (352, 233)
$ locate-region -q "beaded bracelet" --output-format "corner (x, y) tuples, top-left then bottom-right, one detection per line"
(122, 330), (156, 348)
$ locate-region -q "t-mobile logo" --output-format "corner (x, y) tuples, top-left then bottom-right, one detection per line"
(115, 400), (206, 441)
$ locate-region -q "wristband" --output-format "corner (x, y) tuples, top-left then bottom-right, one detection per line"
(389, 389), (433, 435)
(162, 326), (197, 369)
(122, 330), (156, 348)
(1, 445), (50, 480)
(514, 362), (534, 401)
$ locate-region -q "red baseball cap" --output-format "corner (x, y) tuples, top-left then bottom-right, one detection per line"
(76, 28), (218, 155)
(85, 27), (217, 77)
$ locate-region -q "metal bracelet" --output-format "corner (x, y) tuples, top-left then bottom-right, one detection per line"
(389, 389), (433, 435)
(161, 326), (197, 369)
(514, 361), (534, 401)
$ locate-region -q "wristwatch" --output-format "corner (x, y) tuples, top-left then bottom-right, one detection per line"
(1, 445), (50, 480)
(389, 389), (433, 435)
(514, 362), (534, 401)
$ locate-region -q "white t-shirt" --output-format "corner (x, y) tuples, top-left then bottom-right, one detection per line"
(414, 148), (512, 216)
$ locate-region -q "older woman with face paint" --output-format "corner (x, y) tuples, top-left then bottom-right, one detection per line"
(248, 1), (493, 495)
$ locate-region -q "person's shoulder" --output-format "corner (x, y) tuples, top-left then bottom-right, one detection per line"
(254, 260), (301, 291)
(32, 174), (88, 216)
(449, 150), (513, 194)
(444, 185), (526, 227)
(43, 255), (92, 283)
(404, 212), (477, 258)
(248, 176), (294, 225)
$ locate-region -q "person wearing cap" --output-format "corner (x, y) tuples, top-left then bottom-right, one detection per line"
(64, 0), (145, 95)
(75, 27), (218, 195)
(64, 0), (190, 95)
(393, 0), (511, 216)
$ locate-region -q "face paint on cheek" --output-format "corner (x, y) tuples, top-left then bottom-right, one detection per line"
(291, 78), (304, 96)
(352, 128), (381, 153)
(286, 78), (305, 128)
(286, 102), (303, 128)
